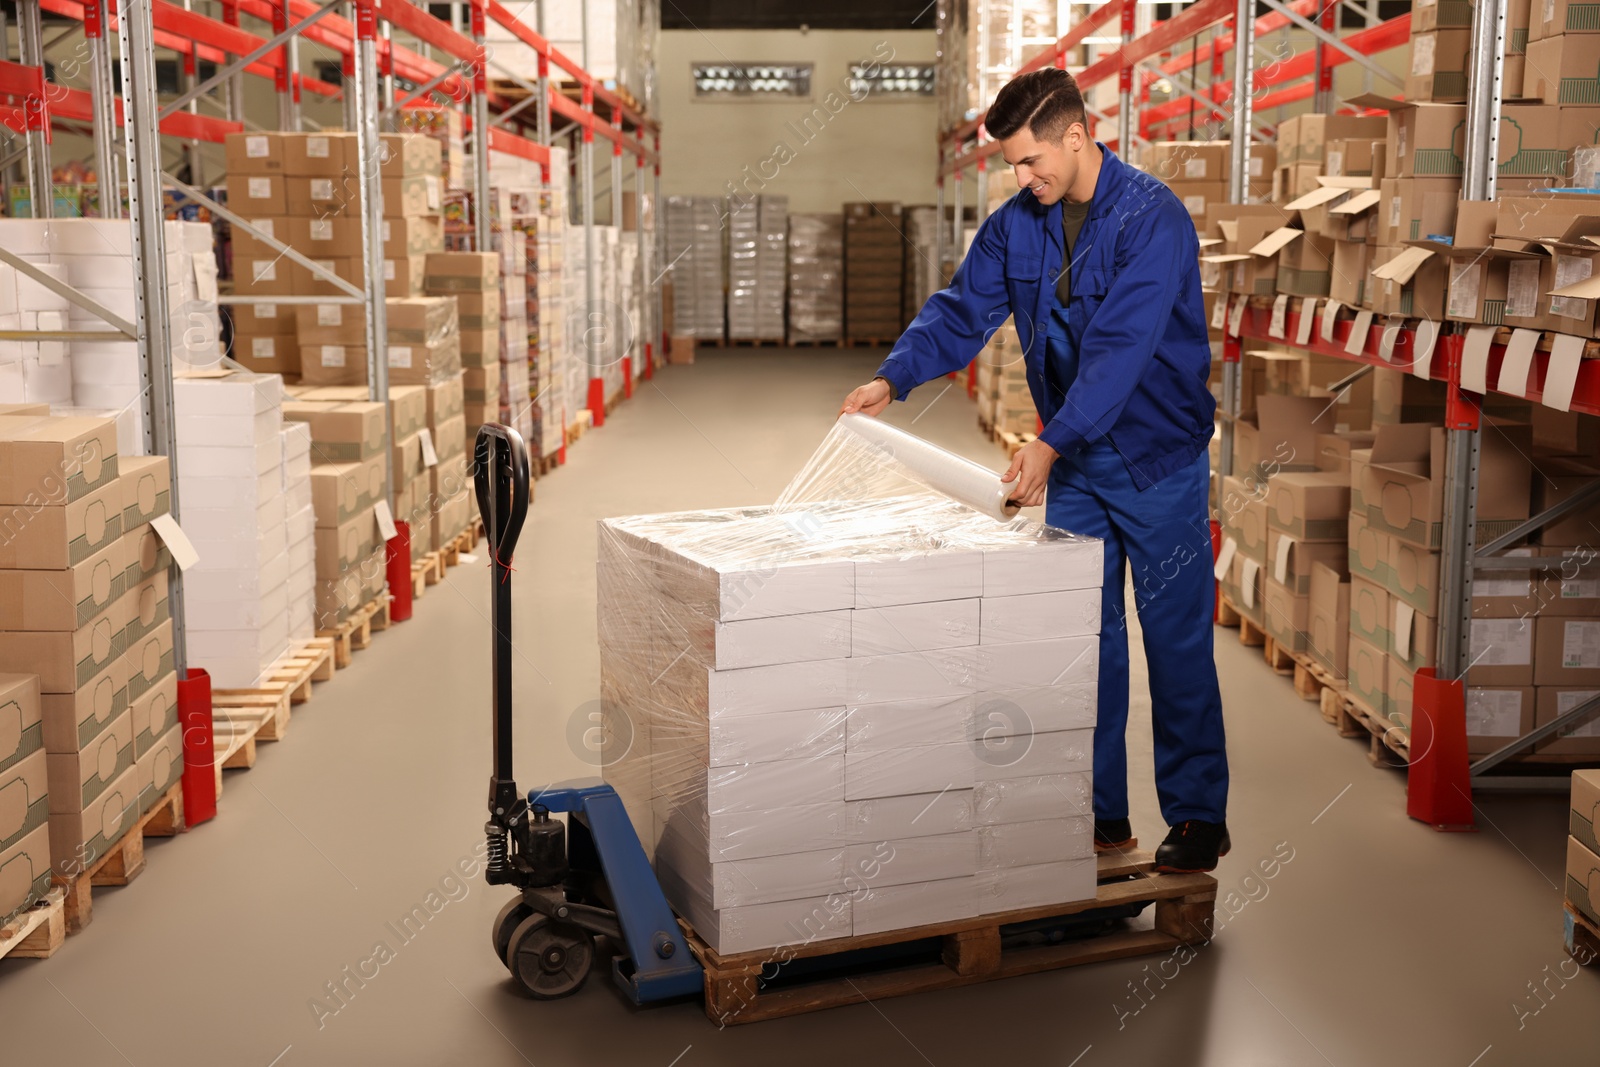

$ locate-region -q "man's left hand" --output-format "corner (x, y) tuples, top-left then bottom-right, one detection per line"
(1000, 438), (1059, 508)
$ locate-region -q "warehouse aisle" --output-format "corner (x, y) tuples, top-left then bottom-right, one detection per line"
(1, 350), (1594, 1067)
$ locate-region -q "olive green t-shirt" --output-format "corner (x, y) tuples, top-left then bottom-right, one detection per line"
(1055, 198), (1092, 306)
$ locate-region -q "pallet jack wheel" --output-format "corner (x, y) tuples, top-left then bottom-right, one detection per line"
(506, 914), (595, 999)
(492, 897), (535, 970)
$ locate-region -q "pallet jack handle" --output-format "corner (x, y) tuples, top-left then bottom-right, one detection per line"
(474, 425), (536, 883)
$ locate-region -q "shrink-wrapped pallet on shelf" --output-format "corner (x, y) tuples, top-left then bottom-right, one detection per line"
(597, 416), (1103, 954)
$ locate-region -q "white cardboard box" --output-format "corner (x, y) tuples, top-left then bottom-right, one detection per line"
(852, 599), (980, 656)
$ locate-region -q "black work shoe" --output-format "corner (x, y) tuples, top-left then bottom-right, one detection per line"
(1093, 817), (1135, 853)
(1153, 820), (1231, 873)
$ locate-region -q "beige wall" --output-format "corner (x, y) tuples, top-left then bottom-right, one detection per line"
(657, 29), (941, 214)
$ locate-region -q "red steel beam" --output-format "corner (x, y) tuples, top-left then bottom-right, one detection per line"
(1077, 0), (1233, 90)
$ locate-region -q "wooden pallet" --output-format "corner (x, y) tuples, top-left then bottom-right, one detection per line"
(211, 637), (336, 790)
(1565, 902), (1600, 965)
(317, 598), (389, 670)
(1261, 634), (1295, 675)
(441, 521), (480, 569)
(996, 430), (1036, 459)
(411, 550), (444, 598)
(789, 338), (843, 347)
(702, 338), (784, 347)
(53, 783), (184, 936)
(1338, 692), (1410, 767)
(0, 888), (66, 961)
(567, 409), (593, 443)
(1215, 593), (1265, 647)
(683, 850), (1216, 1026)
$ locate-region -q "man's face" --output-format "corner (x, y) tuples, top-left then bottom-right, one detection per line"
(1000, 122), (1085, 205)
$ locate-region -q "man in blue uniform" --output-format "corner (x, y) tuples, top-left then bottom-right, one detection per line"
(840, 68), (1229, 873)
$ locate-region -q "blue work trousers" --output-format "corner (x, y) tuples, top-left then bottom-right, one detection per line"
(1043, 302), (1228, 825)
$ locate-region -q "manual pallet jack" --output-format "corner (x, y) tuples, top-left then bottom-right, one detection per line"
(474, 424), (703, 1002)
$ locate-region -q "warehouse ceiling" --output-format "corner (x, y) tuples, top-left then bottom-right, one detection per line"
(659, 0), (938, 30)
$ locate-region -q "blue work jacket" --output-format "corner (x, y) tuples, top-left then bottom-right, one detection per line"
(876, 145), (1216, 491)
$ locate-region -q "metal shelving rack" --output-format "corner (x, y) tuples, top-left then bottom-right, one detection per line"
(1, 0), (660, 694)
(934, 1), (1598, 824)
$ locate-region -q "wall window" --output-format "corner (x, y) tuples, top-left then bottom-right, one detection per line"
(692, 63), (813, 98)
(848, 63), (935, 98)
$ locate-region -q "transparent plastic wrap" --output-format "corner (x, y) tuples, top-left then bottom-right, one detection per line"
(597, 416), (1104, 954)
(787, 213), (843, 343)
(386, 296), (462, 385)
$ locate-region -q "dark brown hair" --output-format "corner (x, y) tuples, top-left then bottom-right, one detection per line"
(986, 68), (1088, 144)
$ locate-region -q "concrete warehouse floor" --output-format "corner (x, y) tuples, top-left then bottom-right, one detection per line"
(1, 349), (1596, 1066)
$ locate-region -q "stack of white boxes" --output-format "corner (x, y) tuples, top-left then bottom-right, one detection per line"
(0, 219), (222, 453)
(534, 156), (568, 461)
(664, 196), (726, 340)
(598, 499), (1103, 955)
(281, 421), (316, 640)
(726, 195), (787, 341)
(174, 372), (292, 687)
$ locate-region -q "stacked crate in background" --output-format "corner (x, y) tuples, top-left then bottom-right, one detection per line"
(175, 371), (298, 685)
(0, 219), (221, 453)
(598, 500), (1103, 955)
(726, 195), (787, 341)
(226, 131), (445, 383)
(665, 196), (725, 340)
(394, 105), (468, 192)
(535, 160), (569, 461)
(903, 205), (941, 329)
(281, 397), (389, 629)
(508, 188), (545, 453)
(844, 202), (904, 343)
(786, 213), (842, 344)
(282, 421), (316, 639)
(0, 412), (181, 895)
(426, 251), (500, 445)
(974, 320), (1032, 436)
(493, 217), (535, 444)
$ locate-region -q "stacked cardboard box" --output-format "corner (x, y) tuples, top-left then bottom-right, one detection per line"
(227, 131), (445, 383)
(844, 202), (905, 342)
(426, 251), (500, 445)
(1272, 114), (1385, 202)
(0, 412), (180, 880)
(664, 196), (725, 340)
(176, 372), (296, 685)
(490, 223), (534, 442)
(420, 370), (472, 555)
(282, 421), (316, 639)
(281, 397), (389, 628)
(1147, 140), (1274, 219)
(394, 105), (467, 191)
(726, 195), (787, 341)
(903, 205), (942, 327)
(974, 319), (1033, 436)
(1568, 771), (1600, 946)
(599, 499), (1102, 954)
(531, 164), (569, 460)
(0, 672), (48, 921)
(787, 214), (843, 344)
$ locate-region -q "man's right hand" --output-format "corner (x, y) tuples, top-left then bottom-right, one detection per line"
(840, 377), (894, 417)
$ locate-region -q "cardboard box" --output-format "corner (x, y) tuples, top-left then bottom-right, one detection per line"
(1537, 617), (1600, 686)
(1380, 178), (1461, 247)
(1348, 509), (1389, 588)
(0, 597), (127, 694)
(227, 174), (286, 215)
(309, 455), (388, 528)
(1233, 394), (1336, 476)
(1469, 616), (1536, 686)
(1350, 576), (1390, 651)
(1386, 537), (1439, 616)
(1372, 369), (1447, 425)
(382, 216), (445, 258)
(1363, 423), (1531, 548)
(425, 373), (464, 427)
(1460, 686), (1537, 755)
(1267, 534), (1347, 597)
(285, 176), (360, 217)
(136, 722), (182, 814)
(314, 507), (381, 582)
(1524, 34), (1600, 103)
(1533, 0), (1600, 40)
(231, 332), (300, 377)
(282, 401), (387, 462)
(224, 132), (284, 175)
(1314, 431), (1376, 481)
(1535, 687), (1600, 755)
(282, 132), (352, 177)
(0, 414), (119, 506)
(1262, 578), (1310, 652)
(0, 821), (51, 922)
(1218, 474), (1270, 561)
(1266, 472), (1349, 542)
(0, 474), (125, 571)
(424, 252), (498, 293)
(0, 748), (47, 855)
(1347, 633), (1388, 714)
(47, 761), (138, 877)
(119, 456), (170, 530)
(1165, 180), (1227, 219)
(297, 344), (368, 387)
(1329, 240), (1370, 306)
(124, 619), (173, 702)
(1576, 768), (1600, 854)
(1369, 246), (1449, 321)
(668, 335), (696, 364)
(121, 524), (170, 587)
(1323, 138), (1375, 177)
(0, 673), (41, 775)
(1567, 835), (1600, 932)
(1308, 562), (1351, 676)
(0, 538), (125, 631)
(1406, 30), (1472, 101)
(130, 670), (176, 758)
(45, 707), (133, 813)
(1149, 140), (1231, 183)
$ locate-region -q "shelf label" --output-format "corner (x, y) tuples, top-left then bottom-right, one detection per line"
(1214, 537), (1238, 581)
(1377, 315), (1404, 363)
(1394, 601), (1415, 661)
(1461, 325), (1495, 394)
(1211, 294), (1229, 331)
(374, 500), (399, 542)
(1411, 318), (1439, 380)
(1295, 298), (1317, 345)
(1227, 295), (1246, 337)
(1240, 558), (1260, 609)
(419, 428), (438, 468)
(1273, 534), (1293, 584)
(1344, 310), (1374, 356)
(150, 515), (199, 572)
(1320, 299), (1342, 343)
(1545, 333), (1584, 412)
(1498, 329), (1540, 398)
(1269, 294), (1288, 338)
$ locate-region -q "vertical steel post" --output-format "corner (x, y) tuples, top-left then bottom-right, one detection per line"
(1313, 0), (1336, 113)
(116, 0), (184, 672)
(86, 0), (120, 218)
(635, 136), (647, 380)
(1117, 0), (1134, 156)
(381, 22), (395, 114)
(471, 0), (492, 252)
(582, 86), (601, 423)
(354, 0), (392, 506)
(223, 0), (246, 125)
(1218, 0), (1254, 481)
(537, 0), (551, 147)
(934, 172), (945, 287)
(17, 0), (51, 217)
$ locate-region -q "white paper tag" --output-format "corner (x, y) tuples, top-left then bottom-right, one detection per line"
(193, 255), (219, 303)
(385, 260), (397, 281)
(1412, 31), (1436, 76)
(1269, 294), (1288, 338)
(311, 219), (334, 241)
(1241, 558), (1260, 609)
(1295, 298), (1317, 345)
(1345, 310), (1374, 356)
(1499, 328), (1540, 397)
(1211, 294), (1229, 330)
(1397, 123), (1408, 161)
(1446, 261), (1480, 320)
(1184, 158), (1207, 179)
(1273, 534), (1294, 584)
(1552, 254), (1593, 319)
(382, 219), (393, 242)
(321, 346), (346, 368)
(374, 499), (399, 542)
(1565, 620), (1600, 669)
(1545, 333), (1584, 412)
(1214, 537), (1238, 581)
(253, 261), (276, 282)
(317, 304), (342, 326)
(1556, 690), (1600, 737)
(1321, 299), (1342, 342)
(1378, 316), (1404, 363)
(312, 178), (334, 200)
(251, 337), (276, 358)
(1227, 296), (1246, 337)
(249, 177), (271, 199)
(246, 134), (269, 158)
(150, 514), (199, 571)
(1394, 601), (1415, 661)
(1461, 324), (1495, 393)
(1326, 149), (1344, 177)
(388, 345), (412, 368)
(308, 136), (330, 159)
(253, 303), (277, 318)
(419, 427), (438, 467)
(1467, 689), (1524, 736)
(426, 177), (442, 210)
(1470, 619), (1533, 665)
(1505, 260), (1541, 318)
(255, 219), (275, 239)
